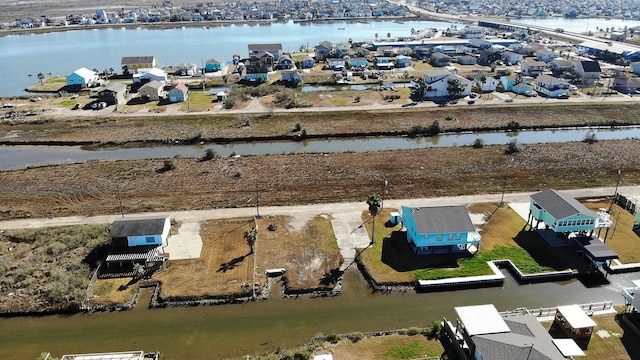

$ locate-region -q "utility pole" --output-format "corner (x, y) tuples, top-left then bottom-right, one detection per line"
(608, 169), (622, 212)
(500, 158), (514, 207)
(255, 180), (260, 219)
(381, 177), (388, 211)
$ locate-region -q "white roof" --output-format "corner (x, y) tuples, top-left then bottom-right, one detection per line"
(455, 304), (510, 335)
(632, 279), (640, 288)
(552, 338), (586, 357)
(556, 305), (596, 328)
(73, 67), (96, 79)
(60, 351), (144, 360)
(313, 355), (333, 360)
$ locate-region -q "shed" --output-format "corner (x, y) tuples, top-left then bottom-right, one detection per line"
(168, 83), (189, 103)
(553, 305), (596, 341)
(389, 212), (401, 225)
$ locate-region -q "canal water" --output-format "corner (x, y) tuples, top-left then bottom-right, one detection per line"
(0, 267), (631, 360)
(1, 126), (638, 170)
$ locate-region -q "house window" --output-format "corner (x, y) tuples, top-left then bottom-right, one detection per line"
(455, 233), (462, 240)
(145, 236), (156, 243)
(437, 234), (443, 241)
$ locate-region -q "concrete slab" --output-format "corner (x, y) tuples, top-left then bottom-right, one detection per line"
(164, 222), (203, 260)
(331, 211), (371, 263)
(509, 202), (545, 230)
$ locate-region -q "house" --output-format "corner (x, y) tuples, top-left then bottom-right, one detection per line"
(138, 80), (164, 102)
(501, 51), (522, 65)
(277, 54), (295, 70)
(500, 75), (532, 94)
(622, 280), (640, 314)
(468, 39), (492, 49)
(461, 26), (483, 39)
(631, 61), (640, 75)
(574, 60), (602, 81)
(314, 41), (334, 61)
(400, 205), (480, 254)
(66, 67), (98, 88)
(533, 74), (570, 98)
(121, 56), (157, 74)
(456, 55), (477, 65)
(520, 60), (547, 76)
(347, 57), (368, 69)
(479, 50), (501, 66)
(281, 70), (302, 85)
(528, 189), (598, 234)
(104, 217), (170, 276)
(475, 75), (498, 92)
(97, 83), (128, 106)
(133, 68), (167, 84)
(440, 304), (569, 360)
(248, 43), (283, 60)
(421, 70), (472, 99)
(611, 76), (640, 94)
(549, 59), (575, 74)
(300, 56), (315, 69)
(611, 32), (627, 41)
(205, 58), (224, 72)
(536, 49), (559, 63)
(395, 55), (411, 68)
(326, 58), (346, 71)
(254, 51), (276, 71)
(430, 52), (452, 67)
(168, 83), (188, 103)
(175, 62), (199, 76)
(376, 57), (396, 70)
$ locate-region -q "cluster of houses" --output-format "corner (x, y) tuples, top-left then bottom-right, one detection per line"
(424, 0), (640, 19)
(9, 0), (410, 29)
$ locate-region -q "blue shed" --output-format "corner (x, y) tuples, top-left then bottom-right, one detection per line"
(401, 206), (480, 255)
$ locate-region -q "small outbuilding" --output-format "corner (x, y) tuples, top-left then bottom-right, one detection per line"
(168, 83), (189, 103)
(553, 305), (596, 341)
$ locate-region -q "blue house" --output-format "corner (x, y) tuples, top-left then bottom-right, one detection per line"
(401, 206), (480, 254)
(348, 57), (368, 69)
(301, 56), (315, 69)
(205, 58), (224, 72)
(396, 55), (412, 68)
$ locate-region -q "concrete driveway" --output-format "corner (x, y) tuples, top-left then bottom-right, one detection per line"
(331, 211), (372, 268)
(163, 222), (203, 260)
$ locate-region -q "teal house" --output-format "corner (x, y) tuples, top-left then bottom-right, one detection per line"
(401, 206), (480, 255)
(205, 58), (224, 72)
(528, 189), (597, 233)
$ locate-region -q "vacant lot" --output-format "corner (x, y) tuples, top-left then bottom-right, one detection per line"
(1, 140), (638, 221)
(0, 225), (109, 312)
(314, 333), (443, 360)
(583, 202), (640, 264)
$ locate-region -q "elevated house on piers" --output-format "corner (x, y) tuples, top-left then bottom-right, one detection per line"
(527, 189), (618, 270)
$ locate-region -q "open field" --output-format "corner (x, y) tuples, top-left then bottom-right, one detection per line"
(583, 202), (640, 264)
(313, 333), (443, 360)
(2, 102), (640, 144)
(1, 139), (638, 221)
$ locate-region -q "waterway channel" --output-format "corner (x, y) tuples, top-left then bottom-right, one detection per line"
(0, 267), (634, 360)
(1, 126), (638, 170)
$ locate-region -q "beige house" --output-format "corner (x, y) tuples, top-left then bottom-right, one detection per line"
(138, 81), (165, 102)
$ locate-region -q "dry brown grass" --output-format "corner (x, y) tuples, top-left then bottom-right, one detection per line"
(1, 140), (639, 221)
(314, 334), (443, 360)
(153, 218), (256, 298)
(583, 202), (640, 264)
(257, 215), (341, 289)
(90, 278), (138, 305)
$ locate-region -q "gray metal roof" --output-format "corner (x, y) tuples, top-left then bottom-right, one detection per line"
(472, 315), (566, 360)
(574, 235), (619, 261)
(110, 218), (168, 238)
(408, 206), (476, 234)
(530, 189), (596, 220)
(121, 56), (156, 65)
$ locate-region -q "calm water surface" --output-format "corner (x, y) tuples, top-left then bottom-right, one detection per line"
(1, 126), (638, 170)
(0, 268), (631, 360)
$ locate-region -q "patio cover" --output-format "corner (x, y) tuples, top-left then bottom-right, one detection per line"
(455, 304), (510, 335)
(552, 338), (586, 357)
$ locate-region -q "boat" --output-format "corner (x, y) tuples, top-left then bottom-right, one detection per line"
(337, 27), (345, 30)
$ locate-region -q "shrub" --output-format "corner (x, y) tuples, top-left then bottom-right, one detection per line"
(506, 120), (520, 131)
(472, 138), (485, 148)
(583, 132), (598, 144)
(505, 139), (521, 154)
(223, 98), (235, 109)
(430, 321), (443, 338)
(325, 333), (340, 344)
(429, 119), (443, 134)
(162, 159), (175, 171)
(200, 148), (218, 162)
(293, 123), (302, 132)
(349, 331), (364, 343)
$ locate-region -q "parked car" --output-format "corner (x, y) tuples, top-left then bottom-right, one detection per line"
(524, 90), (537, 97)
(2, 103), (15, 108)
(401, 102), (418, 107)
(467, 100), (475, 105)
(505, 98), (514, 103)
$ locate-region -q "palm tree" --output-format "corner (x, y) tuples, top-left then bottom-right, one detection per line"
(37, 72), (44, 84)
(366, 193), (382, 246)
(244, 227), (257, 254)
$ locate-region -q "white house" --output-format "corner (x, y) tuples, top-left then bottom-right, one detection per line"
(421, 70), (472, 99)
(66, 67), (98, 88)
(475, 75), (499, 92)
(536, 49), (559, 63)
(534, 74), (570, 98)
(501, 51), (523, 65)
(133, 68), (168, 84)
(521, 60), (547, 76)
(574, 60), (602, 81)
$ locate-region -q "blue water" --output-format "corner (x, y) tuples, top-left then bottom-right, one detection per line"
(0, 20), (453, 96)
(511, 17), (640, 34)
